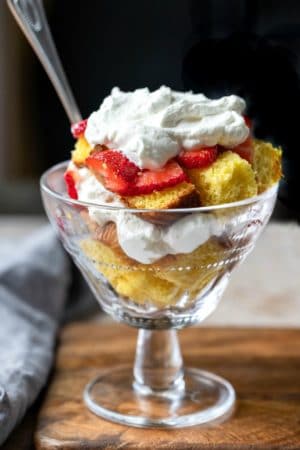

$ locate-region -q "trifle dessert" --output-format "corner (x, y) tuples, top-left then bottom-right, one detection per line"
(64, 86), (282, 309)
(40, 86), (282, 429)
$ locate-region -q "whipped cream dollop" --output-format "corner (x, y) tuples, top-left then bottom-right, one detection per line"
(76, 166), (124, 226)
(85, 86), (249, 170)
(116, 212), (221, 264)
(76, 168), (222, 264)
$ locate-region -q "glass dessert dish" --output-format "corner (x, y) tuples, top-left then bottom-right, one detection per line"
(41, 161), (278, 428)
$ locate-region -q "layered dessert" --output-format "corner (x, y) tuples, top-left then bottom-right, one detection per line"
(64, 86), (282, 307)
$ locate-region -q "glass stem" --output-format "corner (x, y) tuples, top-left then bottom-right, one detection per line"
(133, 329), (185, 395)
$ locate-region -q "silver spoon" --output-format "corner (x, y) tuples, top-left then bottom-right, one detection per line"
(7, 0), (82, 124)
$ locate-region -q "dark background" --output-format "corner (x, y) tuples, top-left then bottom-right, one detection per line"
(1, 0), (300, 219)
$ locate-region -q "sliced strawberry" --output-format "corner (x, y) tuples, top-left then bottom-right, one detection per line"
(132, 160), (187, 195)
(86, 149), (187, 196)
(64, 170), (78, 199)
(231, 137), (254, 163)
(71, 119), (88, 138)
(177, 146), (218, 169)
(86, 149), (139, 194)
(243, 115), (252, 129)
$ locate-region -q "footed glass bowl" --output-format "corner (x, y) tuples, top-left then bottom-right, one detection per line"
(41, 161), (278, 428)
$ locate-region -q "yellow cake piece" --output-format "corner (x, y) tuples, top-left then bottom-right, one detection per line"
(123, 182), (200, 210)
(186, 151), (257, 206)
(155, 238), (225, 291)
(252, 139), (282, 193)
(72, 137), (92, 166)
(81, 239), (183, 307)
(80, 233), (227, 307)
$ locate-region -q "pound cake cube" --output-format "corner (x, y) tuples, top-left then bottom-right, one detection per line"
(72, 137), (92, 166)
(186, 151), (257, 205)
(81, 239), (183, 307)
(123, 181), (200, 210)
(155, 238), (225, 290)
(252, 139), (282, 193)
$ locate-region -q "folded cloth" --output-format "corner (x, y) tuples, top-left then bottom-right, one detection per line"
(0, 225), (72, 445)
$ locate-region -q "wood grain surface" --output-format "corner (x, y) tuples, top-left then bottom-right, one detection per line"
(35, 324), (300, 449)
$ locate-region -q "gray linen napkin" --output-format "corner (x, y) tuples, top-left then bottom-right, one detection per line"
(0, 226), (72, 445)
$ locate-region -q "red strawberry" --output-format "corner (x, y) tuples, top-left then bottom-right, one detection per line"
(64, 170), (78, 199)
(71, 119), (88, 138)
(132, 160), (187, 195)
(86, 149), (139, 194)
(177, 146), (218, 169)
(231, 137), (254, 163)
(86, 149), (187, 196)
(243, 115), (252, 129)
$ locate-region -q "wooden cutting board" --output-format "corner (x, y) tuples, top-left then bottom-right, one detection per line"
(35, 324), (300, 449)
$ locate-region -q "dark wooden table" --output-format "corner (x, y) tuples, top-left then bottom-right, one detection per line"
(31, 323), (300, 449)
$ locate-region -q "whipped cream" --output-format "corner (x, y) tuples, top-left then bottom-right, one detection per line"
(76, 166), (123, 227)
(76, 167), (222, 264)
(85, 86), (249, 170)
(116, 212), (221, 264)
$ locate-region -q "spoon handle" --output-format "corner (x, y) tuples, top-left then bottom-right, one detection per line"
(7, 0), (82, 124)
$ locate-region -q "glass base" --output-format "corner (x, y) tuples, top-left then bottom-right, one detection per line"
(84, 366), (235, 428)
